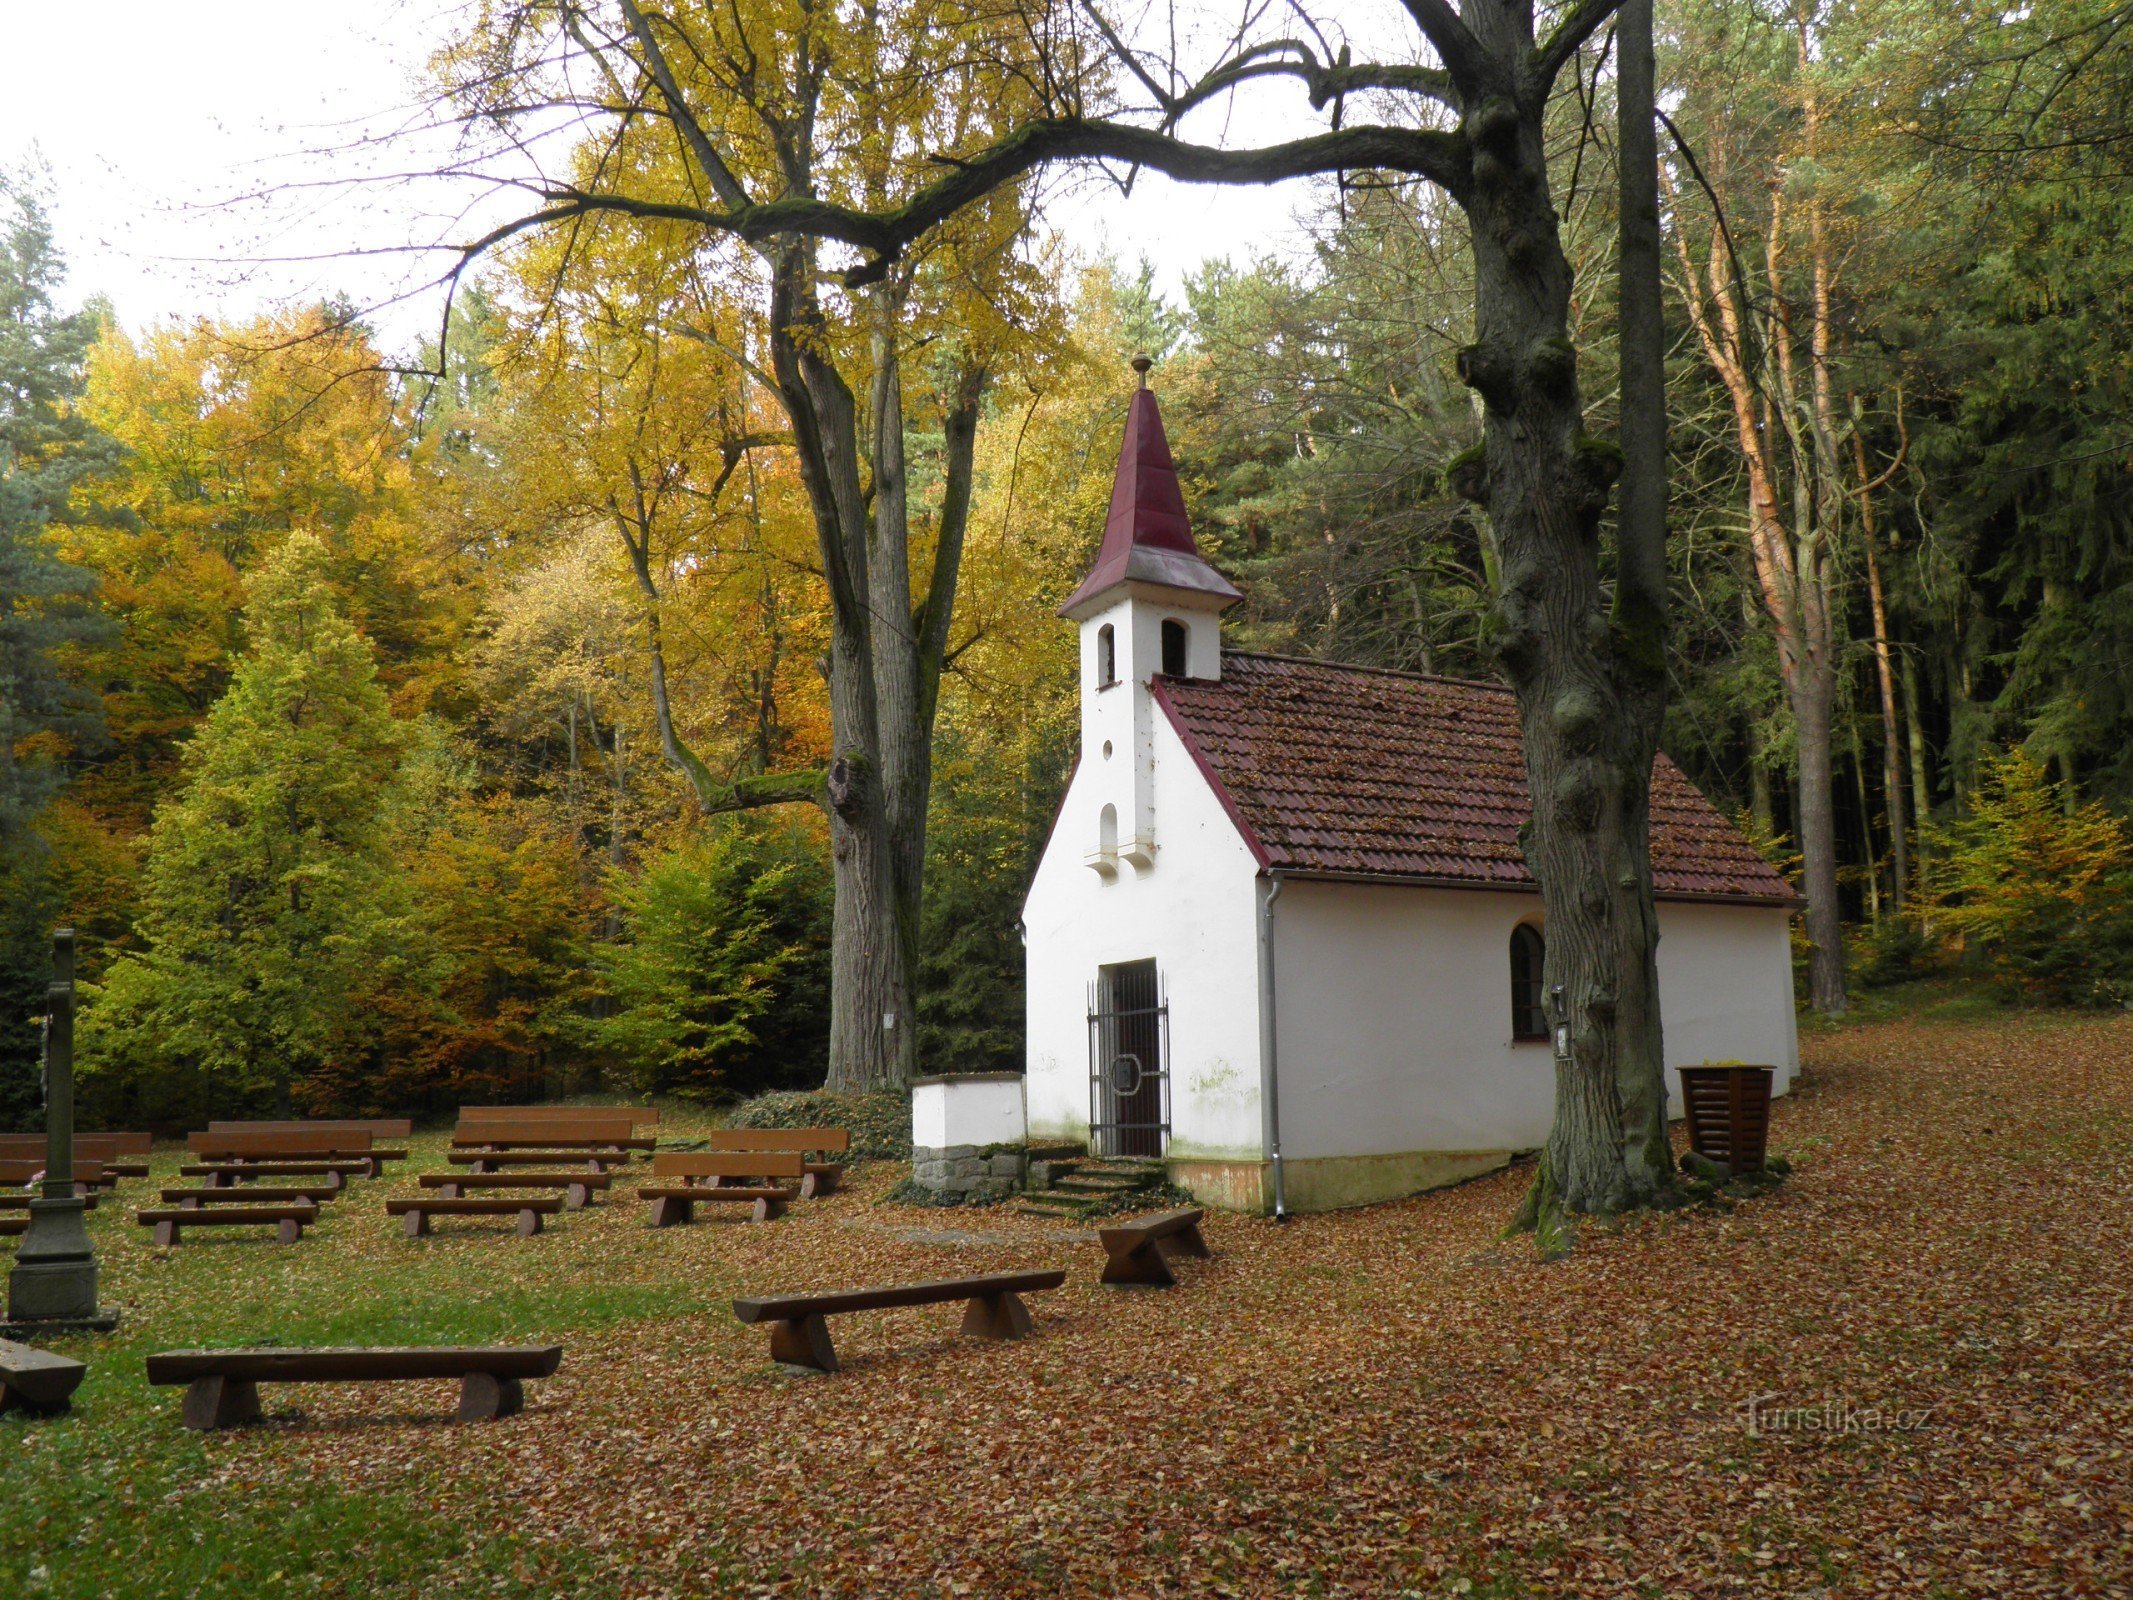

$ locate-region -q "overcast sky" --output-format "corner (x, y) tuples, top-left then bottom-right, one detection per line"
(1, 0), (1374, 353)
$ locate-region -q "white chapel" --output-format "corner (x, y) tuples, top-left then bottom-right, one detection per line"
(1020, 364), (1801, 1214)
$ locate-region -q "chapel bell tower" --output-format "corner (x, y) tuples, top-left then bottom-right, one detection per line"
(1058, 355), (1241, 880)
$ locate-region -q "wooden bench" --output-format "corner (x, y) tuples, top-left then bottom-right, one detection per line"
(145, 1344), (564, 1430)
(419, 1171), (610, 1210)
(639, 1153), (801, 1226)
(0, 1217), (24, 1238)
(0, 1339), (87, 1415)
(386, 1196), (564, 1238)
(464, 1104), (658, 1129)
(0, 1192), (97, 1210)
(0, 1158), (108, 1195)
(160, 1185), (340, 1209)
(732, 1269), (1068, 1374)
(137, 1203), (318, 1247)
(1098, 1207), (1212, 1287)
(0, 1135), (148, 1179)
(209, 1118), (414, 1140)
(453, 1114), (655, 1157)
(180, 1161), (368, 1189)
(446, 1147), (630, 1174)
(187, 1129), (400, 1177)
(704, 1126), (851, 1197)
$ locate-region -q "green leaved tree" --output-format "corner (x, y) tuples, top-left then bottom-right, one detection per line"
(82, 532), (421, 1118)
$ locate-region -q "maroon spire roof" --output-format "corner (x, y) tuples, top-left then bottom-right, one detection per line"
(1058, 370), (1242, 617)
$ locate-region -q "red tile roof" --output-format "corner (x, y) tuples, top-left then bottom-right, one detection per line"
(1154, 653), (1799, 906)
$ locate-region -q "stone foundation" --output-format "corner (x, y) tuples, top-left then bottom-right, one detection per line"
(910, 1144), (1027, 1200)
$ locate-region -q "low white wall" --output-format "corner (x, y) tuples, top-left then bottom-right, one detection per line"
(1270, 882), (1797, 1163)
(911, 1073), (1027, 1150)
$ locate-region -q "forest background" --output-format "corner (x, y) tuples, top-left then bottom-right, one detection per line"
(4, 0), (2132, 1126)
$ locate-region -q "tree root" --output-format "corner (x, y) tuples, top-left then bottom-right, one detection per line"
(1510, 1146), (1794, 1258)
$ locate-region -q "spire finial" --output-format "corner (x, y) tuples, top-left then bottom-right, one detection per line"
(1130, 352), (1153, 388)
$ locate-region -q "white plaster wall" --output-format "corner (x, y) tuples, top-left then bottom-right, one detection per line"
(1024, 704), (1265, 1161)
(911, 1077), (1027, 1149)
(1076, 588), (1228, 859)
(1270, 882), (1799, 1161)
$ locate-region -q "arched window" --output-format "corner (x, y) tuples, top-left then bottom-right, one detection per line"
(1160, 618), (1189, 677)
(1510, 924), (1547, 1041)
(1099, 803), (1119, 857)
(1097, 624), (1117, 687)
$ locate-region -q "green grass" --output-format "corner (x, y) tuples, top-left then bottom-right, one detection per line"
(0, 1126), (755, 1600)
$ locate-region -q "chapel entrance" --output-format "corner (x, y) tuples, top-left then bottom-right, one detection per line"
(1088, 959), (1169, 1158)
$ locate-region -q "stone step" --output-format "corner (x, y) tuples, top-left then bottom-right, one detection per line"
(1054, 1173), (1156, 1194)
(1011, 1189), (1102, 1219)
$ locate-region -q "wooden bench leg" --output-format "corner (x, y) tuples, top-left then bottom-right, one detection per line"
(277, 1218), (304, 1244)
(515, 1207), (542, 1237)
(1100, 1238), (1176, 1288)
(456, 1371), (525, 1422)
(438, 1181), (461, 1200)
(1166, 1222), (1212, 1260)
(153, 1219), (179, 1249)
(768, 1314), (839, 1374)
(563, 1182), (588, 1211)
(178, 1195), (201, 1210)
(402, 1209), (430, 1239)
(961, 1290), (1035, 1341)
(205, 1172), (230, 1189)
(750, 1197), (787, 1223)
(323, 1170), (345, 1193)
(181, 1375), (262, 1432)
(646, 1195), (690, 1228)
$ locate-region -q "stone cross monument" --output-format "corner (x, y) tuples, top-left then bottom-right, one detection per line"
(7, 929), (116, 1331)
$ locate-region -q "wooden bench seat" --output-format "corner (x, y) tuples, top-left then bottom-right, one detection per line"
(0, 1339), (87, 1415)
(0, 1192), (97, 1210)
(137, 1203), (318, 1247)
(0, 1217), (24, 1238)
(733, 1269), (1069, 1374)
(1097, 1207), (1212, 1287)
(386, 1196), (564, 1237)
(160, 1185), (340, 1209)
(701, 1126), (853, 1197)
(639, 1152), (800, 1225)
(181, 1161), (367, 1189)
(145, 1344), (563, 1430)
(419, 1171), (610, 1209)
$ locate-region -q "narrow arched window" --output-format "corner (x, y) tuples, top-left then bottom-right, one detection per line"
(1097, 624), (1117, 687)
(1099, 803), (1119, 857)
(1160, 618), (1188, 677)
(1510, 924), (1547, 1041)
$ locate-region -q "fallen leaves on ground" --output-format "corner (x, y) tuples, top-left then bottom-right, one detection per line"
(13, 1011), (2133, 1598)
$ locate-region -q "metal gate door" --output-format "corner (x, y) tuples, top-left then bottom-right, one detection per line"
(1088, 960), (1169, 1158)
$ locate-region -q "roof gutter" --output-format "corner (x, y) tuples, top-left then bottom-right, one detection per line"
(1257, 870), (1288, 1222)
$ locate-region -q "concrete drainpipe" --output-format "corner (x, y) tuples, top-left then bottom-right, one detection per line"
(1257, 872), (1288, 1221)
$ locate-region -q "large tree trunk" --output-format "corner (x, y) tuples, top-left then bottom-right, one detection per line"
(769, 253), (911, 1095)
(1456, 45), (1672, 1232)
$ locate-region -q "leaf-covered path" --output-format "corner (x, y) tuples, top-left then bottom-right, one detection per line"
(9, 1012), (2131, 1598)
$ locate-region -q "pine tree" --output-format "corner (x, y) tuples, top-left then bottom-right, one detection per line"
(82, 533), (417, 1115)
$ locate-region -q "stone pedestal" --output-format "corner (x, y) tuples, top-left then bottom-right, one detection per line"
(909, 1072), (1028, 1200)
(5, 1197), (114, 1331)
